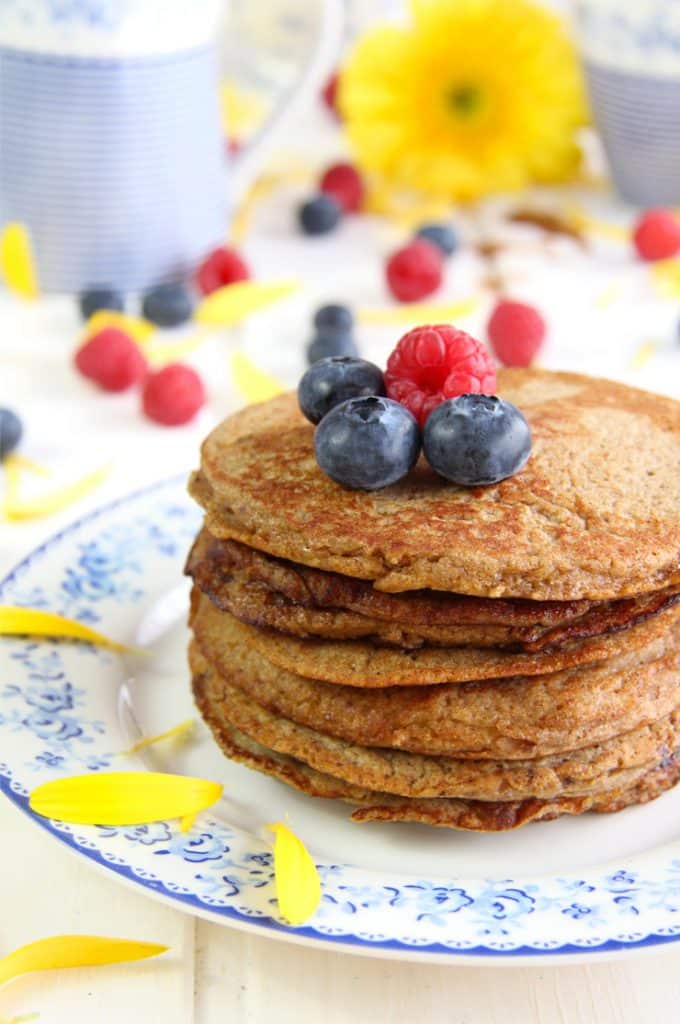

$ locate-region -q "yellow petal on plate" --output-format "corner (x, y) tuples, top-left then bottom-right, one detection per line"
(0, 606), (131, 653)
(649, 259), (680, 299)
(143, 331), (210, 368)
(0, 935), (167, 989)
(29, 772), (223, 826)
(122, 718), (194, 756)
(358, 297), (478, 326)
(84, 311), (156, 345)
(230, 352), (284, 405)
(268, 822), (321, 926)
(0, 222), (39, 299)
(3, 454), (51, 478)
(195, 279), (299, 327)
(630, 340), (657, 369)
(3, 463), (109, 521)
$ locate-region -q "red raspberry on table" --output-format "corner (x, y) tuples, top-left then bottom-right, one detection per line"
(386, 239), (443, 303)
(487, 299), (546, 367)
(196, 246), (250, 296)
(633, 209), (680, 261)
(385, 324), (497, 426)
(320, 162), (364, 213)
(74, 328), (147, 392)
(142, 363), (205, 426)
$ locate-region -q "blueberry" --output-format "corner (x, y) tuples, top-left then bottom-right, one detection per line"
(298, 194), (342, 235)
(423, 394), (531, 486)
(299, 357), (385, 424)
(0, 408), (22, 460)
(79, 287), (124, 321)
(315, 396), (420, 490)
(313, 303), (354, 335)
(142, 282), (194, 327)
(307, 332), (359, 364)
(415, 223), (458, 257)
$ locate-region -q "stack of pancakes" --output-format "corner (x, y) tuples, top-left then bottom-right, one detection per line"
(186, 369), (680, 831)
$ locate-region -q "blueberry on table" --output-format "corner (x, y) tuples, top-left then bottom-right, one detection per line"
(313, 303), (354, 335)
(298, 195), (342, 236)
(307, 332), (359, 364)
(423, 394), (531, 486)
(415, 223), (458, 257)
(298, 357), (385, 424)
(315, 396), (420, 490)
(79, 288), (124, 321)
(142, 282), (194, 327)
(0, 407), (22, 459)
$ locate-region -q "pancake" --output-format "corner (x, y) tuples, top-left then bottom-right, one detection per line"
(193, 677), (680, 832)
(204, 595), (680, 687)
(190, 643), (680, 801)
(190, 369), (680, 600)
(187, 531), (680, 650)
(190, 593), (680, 759)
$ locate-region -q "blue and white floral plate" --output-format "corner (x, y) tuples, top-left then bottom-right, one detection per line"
(2, 477), (680, 966)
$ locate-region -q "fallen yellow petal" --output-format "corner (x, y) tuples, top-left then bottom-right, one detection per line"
(0, 935), (167, 989)
(230, 352), (284, 404)
(3, 463), (109, 520)
(650, 259), (680, 299)
(0, 223), (39, 299)
(630, 340), (657, 370)
(84, 311), (155, 345)
(358, 297), (478, 326)
(123, 718), (194, 756)
(195, 279), (299, 327)
(30, 772), (223, 826)
(143, 331), (210, 368)
(268, 822), (321, 926)
(0, 606), (130, 652)
(3, 454), (51, 478)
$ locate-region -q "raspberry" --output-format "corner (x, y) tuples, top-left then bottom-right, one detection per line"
(320, 162), (364, 213)
(487, 299), (546, 367)
(75, 328), (147, 392)
(385, 240), (443, 303)
(321, 72), (340, 117)
(142, 364), (205, 426)
(633, 209), (680, 261)
(385, 324), (496, 426)
(197, 246), (250, 296)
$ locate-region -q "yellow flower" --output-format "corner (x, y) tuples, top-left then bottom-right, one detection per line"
(339, 0), (587, 201)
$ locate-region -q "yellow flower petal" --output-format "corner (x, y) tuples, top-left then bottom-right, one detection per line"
(0, 606), (130, 652)
(650, 259), (680, 299)
(3, 454), (51, 478)
(230, 352), (284, 405)
(630, 341), (657, 370)
(123, 718), (194, 756)
(143, 331), (210, 368)
(29, 772), (222, 826)
(268, 822), (321, 926)
(0, 935), (167, 989)
(221, 80), (266, 138)
(359, 297), (478, 325)
(3, 463), (109, 520)
(0, 223), (39, 299)
(84, 311), (156, 345)
(195, 279), (299, 327)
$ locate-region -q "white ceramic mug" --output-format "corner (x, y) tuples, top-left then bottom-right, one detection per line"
(0, 0), (343, 293)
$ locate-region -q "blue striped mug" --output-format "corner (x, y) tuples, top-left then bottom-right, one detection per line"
(0, 0), (343, 293)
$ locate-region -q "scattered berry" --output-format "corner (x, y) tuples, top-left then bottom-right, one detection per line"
(197, 245), (250, 296)
(79, 288), (124, 321)
(415, 223), (458, 257)
(315, 396), (420, 490)
(142, 282), (194, 327)
(313, 303), (354, 335)
(385, 324), (496, 427)
(307, 332), (359, 364)
(424, 394), (532, 486)
(0, 408), (22, 459)
(299, 194), (342, 235)
(633, 209), (680, 261)
(75, 328), (147, 392)
(142, 363), (205, 426)
(487, 299), (546, 367)
(322, 72), (340, 117)
(298, 357), (385, 424)
(386, 239), (443, 302)
(319, 163), (364, 213)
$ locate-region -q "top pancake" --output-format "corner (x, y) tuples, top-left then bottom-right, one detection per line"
(191, 369), (680, 600)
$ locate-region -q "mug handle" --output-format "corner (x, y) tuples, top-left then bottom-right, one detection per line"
(229, 0), (345, 203)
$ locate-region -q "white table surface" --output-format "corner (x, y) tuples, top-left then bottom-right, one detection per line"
(2, 116), (680, 1021)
